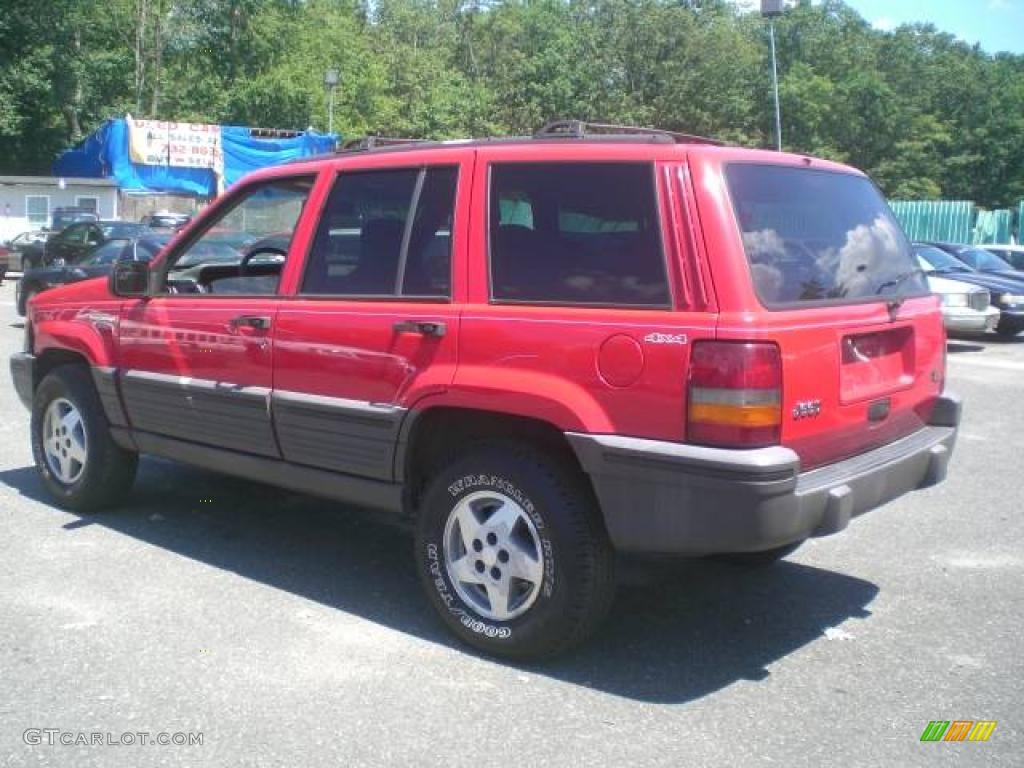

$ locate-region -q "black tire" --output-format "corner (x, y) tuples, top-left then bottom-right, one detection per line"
(31, 365), (138, 512)
(715, 540), (803, 567)
(415, 441), (616, 659)
(996, 323), (1021, 338)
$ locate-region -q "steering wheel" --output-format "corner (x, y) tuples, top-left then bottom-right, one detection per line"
(239, 247), (287, 276)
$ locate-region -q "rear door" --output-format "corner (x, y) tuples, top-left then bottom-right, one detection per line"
(457, 146), (715, 443)
(696, 157), (945, 468)
(271, 152), (471, 481)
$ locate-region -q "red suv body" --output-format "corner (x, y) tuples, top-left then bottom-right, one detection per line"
(10, 126), (960, 658)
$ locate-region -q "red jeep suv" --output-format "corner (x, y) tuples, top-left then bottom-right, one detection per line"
(10, 122), (960, 658)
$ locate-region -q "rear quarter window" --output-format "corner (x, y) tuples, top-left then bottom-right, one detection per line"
(725, 164), (928, 307)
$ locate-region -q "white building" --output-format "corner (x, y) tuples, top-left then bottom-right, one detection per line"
(0, 176), (119, 241)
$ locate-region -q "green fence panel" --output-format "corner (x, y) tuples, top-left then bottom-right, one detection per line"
(889, 200), (975, 243)
(973, 209), (1012, 244)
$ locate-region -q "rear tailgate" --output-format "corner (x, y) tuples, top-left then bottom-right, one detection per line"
(698, 157), (946, 469)
(726, 300), (945, 469)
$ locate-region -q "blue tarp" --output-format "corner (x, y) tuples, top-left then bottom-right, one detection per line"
(53, 118), (337, 197)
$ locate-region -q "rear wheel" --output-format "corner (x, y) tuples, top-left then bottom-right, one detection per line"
(996, 323), (1021, 338)
(31, 365), (138, 512)
(414, 441), (616, 659)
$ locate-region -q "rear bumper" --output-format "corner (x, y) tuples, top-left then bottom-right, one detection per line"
(10, 352), (35, 410)
(568, 394), (961, 555)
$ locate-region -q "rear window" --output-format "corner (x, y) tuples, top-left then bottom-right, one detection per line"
(725, 164), (928, 306)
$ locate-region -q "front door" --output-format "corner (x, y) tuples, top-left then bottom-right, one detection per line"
(118, 175), (317, 457)
(273, 154), (471, 480)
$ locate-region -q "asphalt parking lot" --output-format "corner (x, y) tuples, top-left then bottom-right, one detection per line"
(0, 278), (1020, 767)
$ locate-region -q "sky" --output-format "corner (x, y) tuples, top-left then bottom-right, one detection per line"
(737, 1), (1024, 55)
(846, 0), (1024, 54)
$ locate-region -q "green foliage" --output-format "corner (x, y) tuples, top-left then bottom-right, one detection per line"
(2, 0), (1024, 207)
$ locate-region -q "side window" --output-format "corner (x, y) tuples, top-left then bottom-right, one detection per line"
(302, 166), (458, 298)
(489, 163), (670, 307)
(162, 177), (314, 295)
(85, 225), (103, 246)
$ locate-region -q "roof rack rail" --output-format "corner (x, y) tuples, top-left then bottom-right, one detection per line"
(534, 119), (724, 146)
(338, 136), (433, 153)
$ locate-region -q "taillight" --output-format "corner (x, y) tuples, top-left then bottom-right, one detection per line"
(687, 341), (782, 448)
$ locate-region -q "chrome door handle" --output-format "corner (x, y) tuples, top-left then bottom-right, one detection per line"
(393, 320), (446, 337)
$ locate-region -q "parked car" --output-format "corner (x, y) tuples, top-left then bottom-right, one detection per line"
(3, 231), (49, 272)
(10, 122), (961, 658)
(914, 243), (1024, 337)
(924, 273), (999, 334)
(923, 241), (1024, 280)
(140, 211), (191, 230)
(982, 244), (1024, 272)
(19, 220), (150, 269)
(16, 233), (171, 315)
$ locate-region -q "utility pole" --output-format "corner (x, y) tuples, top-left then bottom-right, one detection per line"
(324, 69), (339, 135)
(761, 1), (784, 151)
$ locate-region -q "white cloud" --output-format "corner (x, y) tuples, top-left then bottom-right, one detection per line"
(988, 0), (1012, 10)
(872, 16), (897, 31)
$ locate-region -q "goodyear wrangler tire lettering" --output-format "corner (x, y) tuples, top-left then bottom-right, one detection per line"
(414, 441), (616, 659)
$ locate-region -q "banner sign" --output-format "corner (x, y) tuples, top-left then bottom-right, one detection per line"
(126, 114), (223, 171)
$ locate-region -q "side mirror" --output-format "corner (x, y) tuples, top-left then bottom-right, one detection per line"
(110, 260), (150, 297)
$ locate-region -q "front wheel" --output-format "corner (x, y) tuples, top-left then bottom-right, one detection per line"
(415, 441), (616, 659)
(31, 365), (138, 512)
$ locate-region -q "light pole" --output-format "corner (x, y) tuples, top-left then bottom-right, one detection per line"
(761, 1), (784, 151)
(324, 68), (339, 135)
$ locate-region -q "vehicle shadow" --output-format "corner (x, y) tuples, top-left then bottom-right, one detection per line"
(946, 340), (986, 354)
(983, 333), (1024, 344)
(0, 460), (878, 704)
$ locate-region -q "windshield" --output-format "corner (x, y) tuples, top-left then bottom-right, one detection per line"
(726, 165), (928, 305)
(956, 247), (1014, 271)
(914, 245), (973, 274)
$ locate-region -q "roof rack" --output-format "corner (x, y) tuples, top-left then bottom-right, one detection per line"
(534, 119), (724, 146)
(338, 136), (434, 153)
